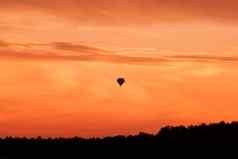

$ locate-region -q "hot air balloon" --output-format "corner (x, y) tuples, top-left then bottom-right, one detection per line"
(117, 78), (125, 86)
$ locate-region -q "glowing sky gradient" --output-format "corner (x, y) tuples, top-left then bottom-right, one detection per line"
(1, 0), (238, 137)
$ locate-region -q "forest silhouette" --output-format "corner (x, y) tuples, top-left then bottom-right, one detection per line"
(0, 121), (238, 158)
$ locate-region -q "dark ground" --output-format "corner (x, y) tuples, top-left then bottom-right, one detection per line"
(1, 121), (238, 158)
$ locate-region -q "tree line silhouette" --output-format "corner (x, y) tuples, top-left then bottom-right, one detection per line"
(1, 121), (238, 158)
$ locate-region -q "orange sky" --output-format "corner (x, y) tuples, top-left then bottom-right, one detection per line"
(1, 0), (238, 137)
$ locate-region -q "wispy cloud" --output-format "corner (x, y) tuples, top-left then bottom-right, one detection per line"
(52, 42), (111, 55)
(1, 40), (238, 65)
(0, 41), (110, 54)
(169, 55), (238, 62)
(0, 50), (168, 65)
(0, 41), (47, 48)
(0, 40), (168, 64)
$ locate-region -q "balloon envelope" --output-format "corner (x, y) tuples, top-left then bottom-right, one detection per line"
(117, 78), (125, 86)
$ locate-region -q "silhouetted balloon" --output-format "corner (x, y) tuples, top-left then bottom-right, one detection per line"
(117, 78), (125, 86)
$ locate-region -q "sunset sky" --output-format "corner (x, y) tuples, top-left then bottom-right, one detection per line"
(1, 0), (238, 137)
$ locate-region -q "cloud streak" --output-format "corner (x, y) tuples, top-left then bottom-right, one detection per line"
(52, 42), (111, 55)
(0, 40), (167, 64)
(169, 55), (238, 62)
(1, 40), (238, 65)
(0, 50), (169, 65)
(0, 41), (110, 53)
(1, 48), (238, 66)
